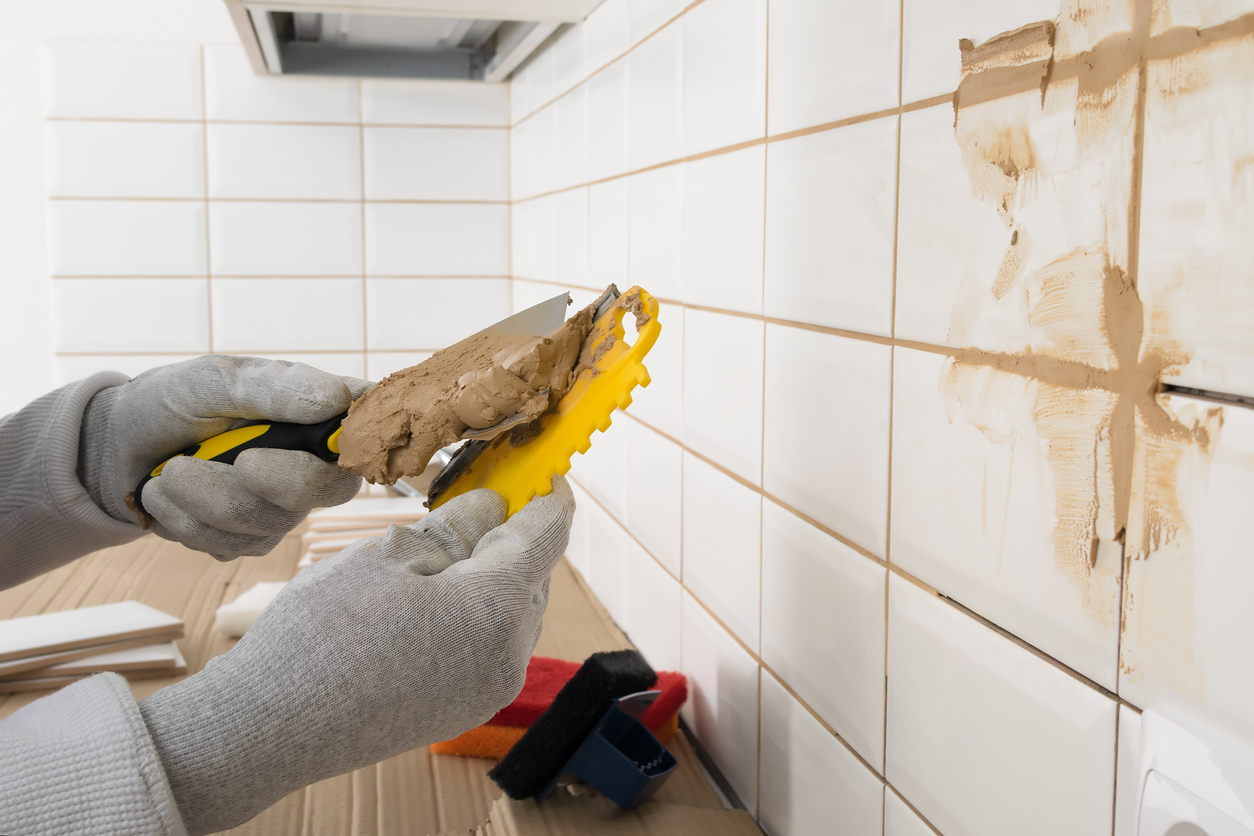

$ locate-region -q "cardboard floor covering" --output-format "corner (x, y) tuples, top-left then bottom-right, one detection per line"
(0, 525), (759, 836)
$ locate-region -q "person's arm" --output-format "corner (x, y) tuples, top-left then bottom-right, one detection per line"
(0, 479), (575, 836)
(0, 356), (368, 591)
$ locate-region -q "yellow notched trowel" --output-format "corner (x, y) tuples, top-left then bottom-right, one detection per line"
(129, 285), (661, 524)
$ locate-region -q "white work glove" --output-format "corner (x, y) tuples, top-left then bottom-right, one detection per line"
(137, 478), (575, 835)
(78, 355), (370, 560)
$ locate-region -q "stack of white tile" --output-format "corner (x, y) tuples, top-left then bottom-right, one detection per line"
(0, 601), (186, 694)
(297, 496), (428, 568)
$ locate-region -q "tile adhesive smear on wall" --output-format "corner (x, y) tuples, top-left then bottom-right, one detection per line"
(944, 1), (1247, 690)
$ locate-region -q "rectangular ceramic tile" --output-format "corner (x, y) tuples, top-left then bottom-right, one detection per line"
(629, 0), (688, 42)
(682, 0), (767, 155)
(901, 0), (1060, 103)
(890, 347), (1121, 687)
(682, 146), (764, 314)
(365, 278), (510, 350)
(1114, 706), (1143, 836)
(624, 540), (682, 672)
(894, 103), (1008, 347)
(52, 279), (209, 353)
(529, 108), (558, 199)
(211, 202), (361, 276)
(44, 122), (204, 199)
(511, 119), (533, 201)
(763, 326), (891, 556)
(529, 196), (557, 282)
(884, 791), (938, 836)
(759, 671), (885, 836)
(629, 305), (683, 439)
(363, 127), (507, 201)
(1152, 0), (1254, 32)
(205, 44), (358, 123)
(764, 116), (897, 336)
(553, 24), (587, 96)
(555, 188), (590, 288)
(586, 409), (631, 523)
(886, 575), (1118, 836)
(365, 203), (508, 276)
(366, 351), (432, 381)
(586, 60), (630, 181)
(208, 124), (361, 200)
(362, 79), (508, 126)
(680, 590), (759, 812)
(589, 179), (630, 289)
(512, 202), (533, 278)
(761, 499), (886, 769)
(629, 166), (683, 303)
(1138, 39), (1254, 398)
(212, 278), (363, 352)
(682, 452), (761, 650)
(42, 41), (201, 120)
(767, 0), (899, 134)
(246, 352), (366, 380)
(48, 201), (207, 276)
(585, 0), (631, 71)
(1121, 397), (1254, 752)
(584, 500), (630, 626)
(626, 417), (682, 578)
(682, 309), (763, 485)
(555, 86), (588, 191)
(52, 354), (198, 388)
(527, 43), (559, 115)
(628, 21), (684, 169)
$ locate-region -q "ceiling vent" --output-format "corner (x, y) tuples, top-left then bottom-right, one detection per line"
(221, 0), (607, 82)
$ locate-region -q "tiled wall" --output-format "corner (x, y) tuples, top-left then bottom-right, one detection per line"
(41, 40), (511, 386)
(512, 1), (1254, 835)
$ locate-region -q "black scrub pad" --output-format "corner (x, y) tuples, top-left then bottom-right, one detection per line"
(488, 649), (658, 800)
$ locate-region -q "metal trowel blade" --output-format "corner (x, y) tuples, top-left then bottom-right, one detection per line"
(477, 293), (570, 340)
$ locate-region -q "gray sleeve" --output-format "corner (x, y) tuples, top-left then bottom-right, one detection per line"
(0, 673), (188, 836)
(0, 372), (143, 591)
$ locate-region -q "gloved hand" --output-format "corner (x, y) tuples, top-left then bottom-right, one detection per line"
(137, 478), (575, 836)
(78, 355), (370, 560)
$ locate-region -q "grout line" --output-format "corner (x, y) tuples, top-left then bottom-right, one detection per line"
(53, 349), (426, 357)
(50, 275), (512, 281)
(45, 115), (507, 130)
(201, 46), (214, 353)
(47, 196), (509, 205)
(359, 79), (369, 366)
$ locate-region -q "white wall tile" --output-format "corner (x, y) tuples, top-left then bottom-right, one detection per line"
(626, 418), (682, 578)
(629, 165), (683, 303)
(683, 309), (763, 485)
(527, 42), (559, 114)
(512, 202), (533, 278)
(553, 24), (588, 96)
(767, 0), (899, 134)
(629, 0), (688, 43)
(884, 791), (937, 836)
(42, 41), (202, 120)
(365, 278), (510, 350)
(587, 408), (631, 522)
(511, 119), (533, 200)
(52, 279), (209, 353)
(555, 188), (590, 287)
(683, 452), (761, 650)
(529, 108), (557, 198)
(212, 278), (363, 352)
(246, 352), (366, 380)
(44, 122), (204, 199)
(901, 0), (1060, 103)
(364, 127), (507, 201)
(589, 179), (630, 288)
(53, 353), (199, 388)
(211, 202), (361, 276)
(628, 21), (683, 169)
(765, 116), (898, 336)
(208, 124), (361, 200)
(624, 540), (682, 672)
(366, 203), (508, 276)
(760, 671), (885, 836)
(763, 326), (891, 556)
(587, 61), (630, 181)
(205, 44), (358, 123)
(889, 347), (1122, 687)
(1113, 706), (1143, 836)
(629, 304), (683, 439)
(761, 499), (887, 769)
(585, 0), (631, 71)
(682, 145), (764, 314)
(366, 351), (432, 381)
(683, 0), (767, 156)
(362, 79), (508, 126)
(895, 103), (1008, 347)
(529, 195), (557, 282)
(49, 201), (207, 276)
(585, 500), (630, 625)
(681, 590), (759, 811)
(555, 86), (588, 190)
(886, 575), (1117, 836)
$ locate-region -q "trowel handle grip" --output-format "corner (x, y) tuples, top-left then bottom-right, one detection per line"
(130, 411), (348, 518)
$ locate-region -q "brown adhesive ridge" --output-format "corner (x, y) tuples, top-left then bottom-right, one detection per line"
(338, 296), (599, 485)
